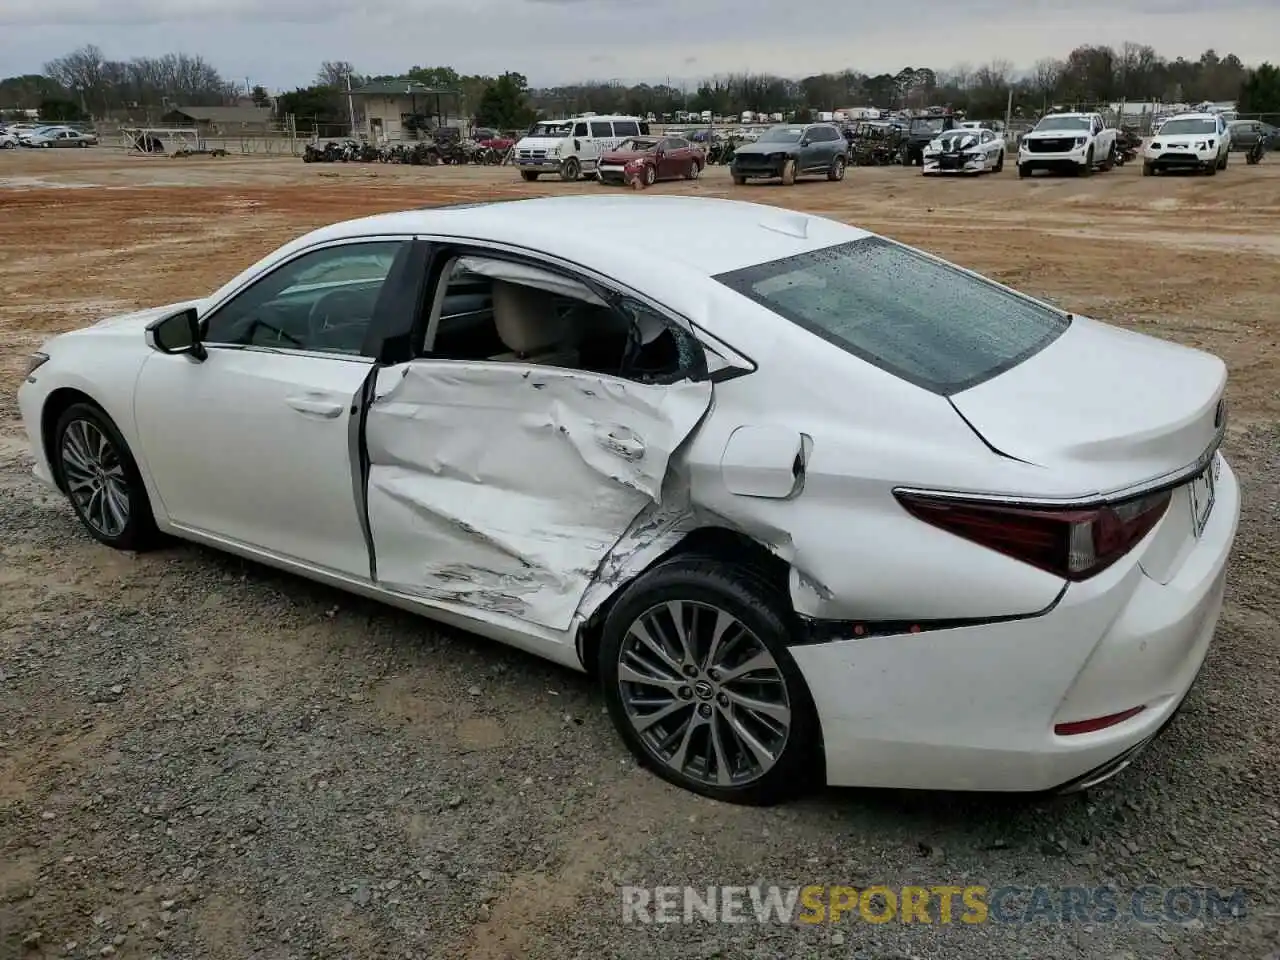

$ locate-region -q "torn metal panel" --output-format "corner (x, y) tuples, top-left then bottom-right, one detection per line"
(453, 256), (608, 306)
(364, 361), (711, 632)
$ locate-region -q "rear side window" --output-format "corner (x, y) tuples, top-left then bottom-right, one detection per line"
(589, 122), (613, 137)
(715, 238), (1070, 395)
(613, 120), (639, 136)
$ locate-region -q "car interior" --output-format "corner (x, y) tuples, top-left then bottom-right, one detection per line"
(422, 259), (701, 383)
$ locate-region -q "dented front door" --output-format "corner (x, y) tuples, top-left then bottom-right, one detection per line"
(363, 361), (712, 631)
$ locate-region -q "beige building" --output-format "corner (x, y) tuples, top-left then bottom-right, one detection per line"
(349, 80), (461, 141)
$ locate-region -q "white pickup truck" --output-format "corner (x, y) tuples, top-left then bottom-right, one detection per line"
(1017, 112), (1118, 178)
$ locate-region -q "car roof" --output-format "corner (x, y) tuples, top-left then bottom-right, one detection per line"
(299, 196), (872, 279)
(1166, 112), (1219, 120)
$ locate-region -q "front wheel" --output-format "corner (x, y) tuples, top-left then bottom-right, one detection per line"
(732, 174), (746, 185)
(780, 158), (797, 185)
(520, 170), (539, 182)
(1079, 149), (1094, 176)
(1018, 163), (1031, 179)
(686, 160), (700, 180)
(827, 155), (846, 181)
(1218, 150), (1228, 170)
(54, 402), (159, 551)
(643, 164), (657, 187)
(560, 157), (581, 182)
(993, 150), (1005, 173)
(1142, 161), (1155, 176)
(598, 557), (822, 805)
(1100, 145), (1115, 171)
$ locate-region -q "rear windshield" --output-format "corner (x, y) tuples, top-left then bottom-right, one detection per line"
(715, 238), (1070, 395)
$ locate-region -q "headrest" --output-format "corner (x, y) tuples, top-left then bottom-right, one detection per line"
(491, 280), (570, 355)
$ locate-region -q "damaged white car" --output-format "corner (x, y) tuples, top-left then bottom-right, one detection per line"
(19, 196), (1239, 805)
(921, 126), (1006, 175)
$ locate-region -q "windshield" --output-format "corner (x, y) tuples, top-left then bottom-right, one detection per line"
(715, 238), (1070, 395)
(529, 122), (571, 137)
(614, 137), (658, 152)
(1035, 116), (1091, 131)
(1159, 118), (1216, 135)
(912, 118), (946, 133)
(759, 126), (804, 143)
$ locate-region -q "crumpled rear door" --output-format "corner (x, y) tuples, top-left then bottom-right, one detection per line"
(363, 361), (712, 631)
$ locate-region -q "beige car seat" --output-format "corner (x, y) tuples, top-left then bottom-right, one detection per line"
(489, 280), (580, 366)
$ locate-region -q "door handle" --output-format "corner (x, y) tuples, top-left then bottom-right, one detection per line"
(597, 427), (645, 461)
(286, 394), (344, 418)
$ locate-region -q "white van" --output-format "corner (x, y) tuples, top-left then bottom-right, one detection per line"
(512, 114), (651, 182)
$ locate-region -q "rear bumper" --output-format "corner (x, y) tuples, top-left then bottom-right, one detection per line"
(791, 456), (1239, 792)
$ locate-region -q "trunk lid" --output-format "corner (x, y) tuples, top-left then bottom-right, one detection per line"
(950, 315), (1226, 495)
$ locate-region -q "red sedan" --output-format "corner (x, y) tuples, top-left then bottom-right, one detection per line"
(597, 136), (705, 186)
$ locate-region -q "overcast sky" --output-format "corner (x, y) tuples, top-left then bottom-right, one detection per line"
(2, 0), (1276, 91)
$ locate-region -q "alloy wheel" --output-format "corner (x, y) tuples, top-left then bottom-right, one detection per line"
(617, 600), (791, 787)
(60, 418), (130, 538)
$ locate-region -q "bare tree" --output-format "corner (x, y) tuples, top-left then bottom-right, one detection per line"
(317, 61), (362, 89)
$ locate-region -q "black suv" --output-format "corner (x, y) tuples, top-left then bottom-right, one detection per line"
(730, 123), (848, 185)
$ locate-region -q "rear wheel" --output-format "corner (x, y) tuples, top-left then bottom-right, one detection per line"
(54, 402), (159, 552)
(599, 557), (822, 805)
(827, 155), (846, 181)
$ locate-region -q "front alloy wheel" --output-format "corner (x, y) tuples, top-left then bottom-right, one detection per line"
(55, 402), (158, 551)
(61, 418), (131, 539)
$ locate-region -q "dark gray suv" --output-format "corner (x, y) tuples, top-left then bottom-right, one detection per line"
(730, 123), (848, 185)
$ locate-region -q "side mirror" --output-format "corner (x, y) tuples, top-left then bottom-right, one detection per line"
(146, 307), (206, 361)
(799, 137), (811, 147)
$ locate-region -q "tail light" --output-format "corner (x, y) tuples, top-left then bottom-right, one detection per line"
(894, 488), (1172, 581)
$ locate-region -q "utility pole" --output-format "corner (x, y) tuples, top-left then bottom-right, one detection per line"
(346, 71), (358, 137)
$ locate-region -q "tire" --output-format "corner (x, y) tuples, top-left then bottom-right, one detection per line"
(79, 141), (88, 148)
(560, 157), (581, 182)
(53, 402), (159, 552)
(827, 155), (846, 181)
(598, 556), (822, 805)
(643, 164), (656, 187)
(1079, 149), (1094, 176)
(583, 171), (598, 181)
(993, 150), (1004, 173)
(1204, 163), (1217, 176)
(1100, 145), (1115, 171)
(732, 174), (746, 185)
(520, 171), (539, 181)
(1142, 162), (1155, 176)
(1018, 163), (1030, 179)
(780, 158), (797, 185)
(686, 160), (700, 179)
(1218, 150), (1228, 170)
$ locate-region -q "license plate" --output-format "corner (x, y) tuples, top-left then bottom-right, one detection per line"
(1187, 457), (1218, 538)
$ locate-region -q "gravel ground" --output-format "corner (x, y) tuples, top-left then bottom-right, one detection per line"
(2, 153), (1279, 960)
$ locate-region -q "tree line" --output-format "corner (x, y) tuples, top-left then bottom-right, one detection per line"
(2, 44), (1278, 129)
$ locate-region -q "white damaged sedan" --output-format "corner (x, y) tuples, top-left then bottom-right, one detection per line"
(19, 196), (1238, 805)
(922, 126), (1006, 175)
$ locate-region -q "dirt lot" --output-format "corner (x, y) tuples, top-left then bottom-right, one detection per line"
(1, 149), (1278, 960)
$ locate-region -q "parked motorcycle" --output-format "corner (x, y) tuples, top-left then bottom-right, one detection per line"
(1245, 138), (1266, 165)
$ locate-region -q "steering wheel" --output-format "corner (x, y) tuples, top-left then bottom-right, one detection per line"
(307, 288), (373, 343)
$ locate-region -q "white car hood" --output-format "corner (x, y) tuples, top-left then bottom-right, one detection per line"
(515, 137), (566, 150)
(931, 132), (981, 151)
(1023, 129), (1087, 140)
(83, 299), (204, 335)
